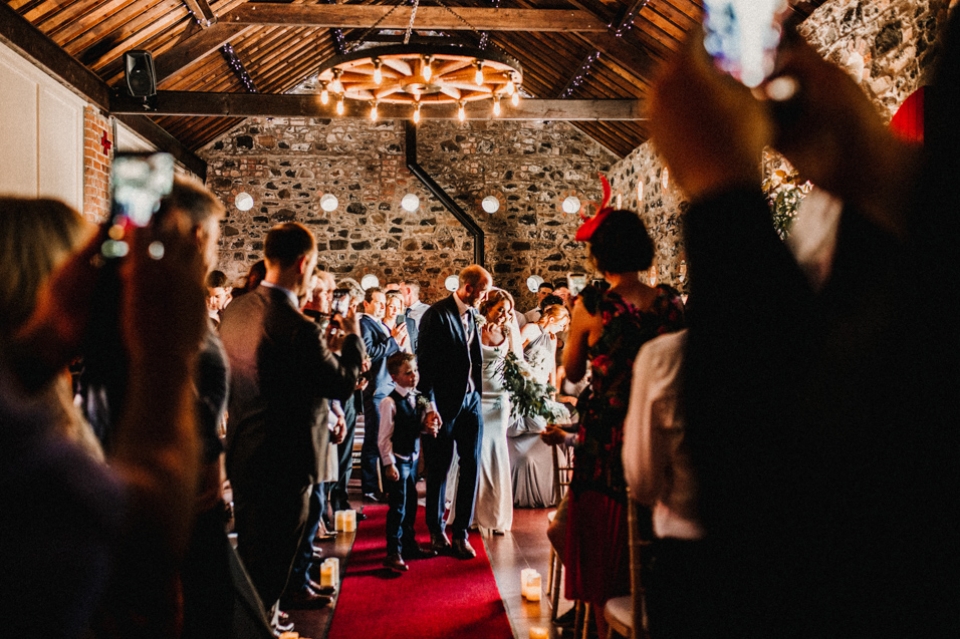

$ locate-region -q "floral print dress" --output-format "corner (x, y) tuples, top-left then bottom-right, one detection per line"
(565, 284), (685, 605)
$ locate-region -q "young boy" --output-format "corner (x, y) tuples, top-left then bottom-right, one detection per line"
(379, 352), (438, 572)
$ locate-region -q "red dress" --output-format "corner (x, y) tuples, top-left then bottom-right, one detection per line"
(564, 286), (685, 605)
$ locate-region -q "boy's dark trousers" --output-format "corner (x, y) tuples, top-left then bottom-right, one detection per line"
(385, 455), (419, 556)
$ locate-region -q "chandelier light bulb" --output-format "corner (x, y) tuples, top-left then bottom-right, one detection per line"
(413, 103), (421, 124)
(505, 80), (515, 95)
(330, 70), (343, 94)
(457, 101), (466, 122)
(370, 102), (379, 121)
(511, 91), (520, 107)
(373, 59), (383, 85)
(492, 96), (501, 117)
(336, 98), (345, 115)
(320, 84), (329, 105)
(474, 62), (484, 86)
(422, 56), (433, 82)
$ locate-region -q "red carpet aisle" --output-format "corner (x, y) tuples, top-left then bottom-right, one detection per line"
(327, 504), (514, 639)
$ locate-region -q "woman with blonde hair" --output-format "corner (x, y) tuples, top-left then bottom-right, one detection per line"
(0, 197), (102, 460)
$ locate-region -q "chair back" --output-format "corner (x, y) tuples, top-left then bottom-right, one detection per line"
(626, 488), (650, 639)
(552, 444), (575, 502)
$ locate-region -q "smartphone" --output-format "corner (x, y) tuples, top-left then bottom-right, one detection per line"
(102, 152), (175, 258)
(332, 288), (350, 315)
(703, 0), (788, 88)
(396, 315), (406, 327)
(567, 272), (588, 297)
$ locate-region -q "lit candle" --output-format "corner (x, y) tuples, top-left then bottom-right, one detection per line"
(278, 632), (299, 639)
(320, 562), (336, 588)
(529, 627), (549, 639)
(324, 557), (340, 586)
(525, 572), (542, 602)
(520, 568), (534, 598)
(334, 510), (346, 532)
(344, 509), (357, 532)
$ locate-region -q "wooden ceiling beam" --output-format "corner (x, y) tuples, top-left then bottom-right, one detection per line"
(154, 22), (250, 85)
(110, 91), (646, 121)
(222, 5), (609, 32)
(182, 0), (217, 28)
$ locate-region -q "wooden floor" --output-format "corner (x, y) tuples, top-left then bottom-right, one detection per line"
(483, 507), (573, 639)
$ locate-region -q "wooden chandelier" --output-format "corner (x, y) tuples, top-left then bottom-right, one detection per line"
(316, 43), (523, 121)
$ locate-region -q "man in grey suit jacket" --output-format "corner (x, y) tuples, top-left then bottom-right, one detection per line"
(220, 223), (365, 625)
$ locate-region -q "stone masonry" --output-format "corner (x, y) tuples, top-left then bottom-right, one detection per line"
(200, 118), (614, 309)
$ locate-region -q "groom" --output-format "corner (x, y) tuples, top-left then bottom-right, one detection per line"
(416, 265), (492, 559)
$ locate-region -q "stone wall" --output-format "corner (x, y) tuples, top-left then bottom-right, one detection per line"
(200, 118), (615, 309)
(606, 0), (948, 293)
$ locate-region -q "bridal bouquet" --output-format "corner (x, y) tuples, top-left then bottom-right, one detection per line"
(501, 352), (567, 422)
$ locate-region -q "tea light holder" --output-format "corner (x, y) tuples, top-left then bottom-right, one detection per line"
(334, 509), (357, 532)
(320, 557), (339, 588)
(520, 568), (542, 601)
(529, 627), (549, 639)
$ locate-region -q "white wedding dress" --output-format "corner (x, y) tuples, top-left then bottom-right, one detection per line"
(471, 338), (514, 532)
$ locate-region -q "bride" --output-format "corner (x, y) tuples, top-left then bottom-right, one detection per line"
(470, 288), (522, 534)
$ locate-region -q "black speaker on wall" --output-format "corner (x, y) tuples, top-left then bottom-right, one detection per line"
(124, 50), (156, 98)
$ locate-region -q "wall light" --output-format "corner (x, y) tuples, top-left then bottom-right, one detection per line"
(526, 275), (544, 293)
(481, 195), (500, 214)
(401, 193), (420, 212)
(320, 193), (339, 212)
(561, 195), (581, 214)
(235, 191), (254, 211)
(445, 275), (459, 292)
(361, 274), (381, 290)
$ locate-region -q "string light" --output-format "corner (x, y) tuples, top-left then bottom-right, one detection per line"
(492, 96), (501, 117)
(373, 58), (383, 85)
(457, 100), (466, 122)
(559, 51), (600, 99)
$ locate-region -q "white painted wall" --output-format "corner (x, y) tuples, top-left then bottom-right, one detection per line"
(0, 40), (85, 211)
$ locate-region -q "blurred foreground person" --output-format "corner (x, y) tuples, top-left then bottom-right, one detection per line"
(648, 15), (959, 639)
(4, 197), (207, 638)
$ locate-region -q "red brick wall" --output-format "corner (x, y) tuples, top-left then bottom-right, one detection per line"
(82, 107), (111, 223)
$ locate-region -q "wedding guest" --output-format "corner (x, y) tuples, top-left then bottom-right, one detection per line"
(524, 281), (555, 323)
(205, 270), (230, 328)
(379, 352), (438, 572)
(233, 259), (266, 298)
(509, 303), (571, 508)
(385, 290), (417, 353)
(647, 16), (959, 638)
(542, 200), (684, 637)
(473, 288), (522, 534)
(622, 329), (712, 637)
(359, 287), (406, 501)
(400, 280), (431, 326)
(220, 223), (364, 623)
(5, 198), (208, 638)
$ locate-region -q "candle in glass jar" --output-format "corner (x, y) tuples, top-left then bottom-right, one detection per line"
(525, 572), (542, 601)
(320, 561), (336, 588)
(344, 509), (357, 532)
(529, 627), (549, 639)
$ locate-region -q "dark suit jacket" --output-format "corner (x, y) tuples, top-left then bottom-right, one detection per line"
(220, 285), (364, 490)
(360, 314), (400, 400)
(416, 294), (482, 426)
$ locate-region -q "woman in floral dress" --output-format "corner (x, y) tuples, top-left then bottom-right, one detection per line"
(546, 206), (685, 635)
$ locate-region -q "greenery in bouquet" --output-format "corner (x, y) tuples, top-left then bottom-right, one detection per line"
(762, 165), (813, 240)
(501, 352), (566, 422)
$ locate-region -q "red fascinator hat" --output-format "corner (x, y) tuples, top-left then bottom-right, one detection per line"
(574, 174), (614, 242)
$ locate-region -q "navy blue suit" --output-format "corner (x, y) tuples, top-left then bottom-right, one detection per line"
(416, 294), (484, 541)
(359, 314), (400, 494)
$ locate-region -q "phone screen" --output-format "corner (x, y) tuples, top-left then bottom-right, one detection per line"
(331, 289), (350, 315)
(703, 0), (787, 88)
(103, 152), (174, 258)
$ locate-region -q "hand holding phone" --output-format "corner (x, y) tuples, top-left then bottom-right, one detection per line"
(102, 153), (175, 259)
